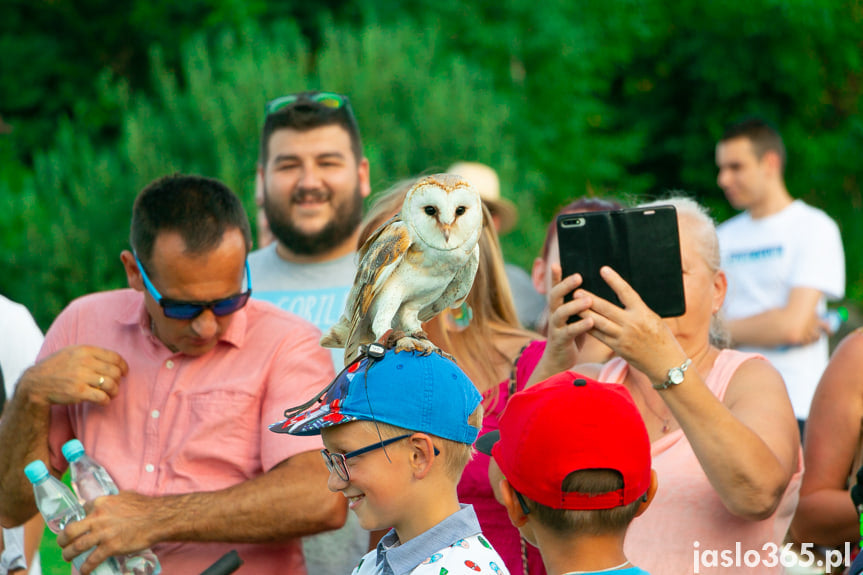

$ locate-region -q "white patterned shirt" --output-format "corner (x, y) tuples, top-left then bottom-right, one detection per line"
(352, 505), (509, 575)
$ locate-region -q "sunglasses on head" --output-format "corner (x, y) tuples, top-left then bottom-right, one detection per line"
(265, 92), (352, 116)
(134, 253), (252, 320)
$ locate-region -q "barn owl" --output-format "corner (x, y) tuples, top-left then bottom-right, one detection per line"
(320, 173), (483, 365)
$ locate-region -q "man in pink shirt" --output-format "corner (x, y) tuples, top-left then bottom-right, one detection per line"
(0, 174), (345, 574)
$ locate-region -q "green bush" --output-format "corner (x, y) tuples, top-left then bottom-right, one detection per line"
(2, 3), (863, 327)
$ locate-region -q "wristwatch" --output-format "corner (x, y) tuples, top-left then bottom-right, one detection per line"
(654, 358), (692, 390)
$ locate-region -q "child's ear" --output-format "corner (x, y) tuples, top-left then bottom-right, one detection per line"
(407, 433), (437, 479)
(635, 469), (659, 517)
(499, 478), (530, 527)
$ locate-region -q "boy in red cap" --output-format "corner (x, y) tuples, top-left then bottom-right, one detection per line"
(476, 371), (658, 575)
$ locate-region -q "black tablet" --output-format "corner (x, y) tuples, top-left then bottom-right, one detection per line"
(556, 205), (686, 320)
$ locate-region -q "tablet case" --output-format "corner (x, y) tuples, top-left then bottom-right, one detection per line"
(557, 205), (686, 318)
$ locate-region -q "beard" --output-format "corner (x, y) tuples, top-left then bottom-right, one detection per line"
(264, 183), (364, 256)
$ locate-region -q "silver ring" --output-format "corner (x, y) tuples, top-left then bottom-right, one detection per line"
(98, 376), (105, 386)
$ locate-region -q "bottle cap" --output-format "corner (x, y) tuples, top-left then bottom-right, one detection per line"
(24, 460), (49, 484)
(838, 306), (849, 322)
(61, 439), (85, 463)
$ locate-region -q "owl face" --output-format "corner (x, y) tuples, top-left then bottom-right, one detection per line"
(402, 174), (483, 252)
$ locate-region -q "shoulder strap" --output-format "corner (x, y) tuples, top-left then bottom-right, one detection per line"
(508, 341), (535, 397)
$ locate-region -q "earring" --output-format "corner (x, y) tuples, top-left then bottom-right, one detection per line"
(445, 301), (473, 331)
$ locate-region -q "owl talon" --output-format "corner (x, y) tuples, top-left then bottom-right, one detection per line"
(436, 348), (456, 362)
(394, 334), (438, 356)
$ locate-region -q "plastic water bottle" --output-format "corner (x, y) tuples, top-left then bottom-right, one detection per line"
(24, 460), (123, 575)
(62, 440), (162, 575)
(824, 307), (849, 334)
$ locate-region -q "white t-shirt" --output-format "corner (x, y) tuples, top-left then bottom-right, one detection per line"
(718, 200), (845, 418)
(0, 295), (44, 574)
(0, 295), (44, 401)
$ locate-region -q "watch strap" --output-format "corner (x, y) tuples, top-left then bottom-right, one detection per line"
(654, 358), (692, 390)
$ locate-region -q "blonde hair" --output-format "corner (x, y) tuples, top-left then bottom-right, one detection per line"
(639, 194), (730, 348)
(358, 179), (538, 395)
(357, 404), (484, 481)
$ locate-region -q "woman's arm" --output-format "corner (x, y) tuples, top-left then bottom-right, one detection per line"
(791, 330), (863, 546)
(583, 266), (800, 520)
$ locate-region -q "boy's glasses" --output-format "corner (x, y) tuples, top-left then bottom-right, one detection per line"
(134, 253), (252, 320)
(265, 92), (352, 116)
(321, 434), (412, 482)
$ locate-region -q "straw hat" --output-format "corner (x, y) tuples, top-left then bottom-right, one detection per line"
(447, 162), (518, 234)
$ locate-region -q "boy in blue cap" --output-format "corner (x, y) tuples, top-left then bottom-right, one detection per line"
(271, 344), (509, 575)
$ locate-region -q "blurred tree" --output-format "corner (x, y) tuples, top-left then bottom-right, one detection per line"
(0, 0), (314, 161)
(2, 0), (863, 326)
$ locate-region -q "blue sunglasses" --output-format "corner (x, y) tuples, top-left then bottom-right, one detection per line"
(134, 253), (252, 320)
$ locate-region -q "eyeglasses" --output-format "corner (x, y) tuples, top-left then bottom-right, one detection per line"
(134, 253), (253, 320)
(265, 92), (352, 116)
(321, 434), (412, 482)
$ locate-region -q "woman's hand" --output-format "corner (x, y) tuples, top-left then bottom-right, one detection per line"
(526, 267), (595, 385)
(579, 266), (686, 384)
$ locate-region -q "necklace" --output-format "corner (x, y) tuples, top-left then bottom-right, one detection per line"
(562, 559), (632, 574)
(632, 375), (674, 433)
(647, 400), (674, 434)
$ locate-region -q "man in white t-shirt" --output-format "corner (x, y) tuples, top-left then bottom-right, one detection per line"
(715, 118), (845, 431)
(0, 295), (45, 575)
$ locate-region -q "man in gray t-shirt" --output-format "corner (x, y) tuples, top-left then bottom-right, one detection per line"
(250, 91), (372, 575)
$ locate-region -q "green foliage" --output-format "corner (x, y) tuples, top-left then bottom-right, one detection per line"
(0, 0), (282, 158)
(356, 0), (863, 301)
(316, 21), (511, 184)
(2, 2), (863, 326)
(0, 20), (514, 328)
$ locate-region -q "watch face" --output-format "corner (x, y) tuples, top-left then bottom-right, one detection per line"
(669, 368), (685, 384)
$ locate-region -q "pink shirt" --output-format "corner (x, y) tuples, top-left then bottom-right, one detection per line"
(598, 349), (803, 575)
(42, 290), (334, 574)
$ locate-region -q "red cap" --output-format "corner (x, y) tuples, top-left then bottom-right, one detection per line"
(480, 371), (651, 510)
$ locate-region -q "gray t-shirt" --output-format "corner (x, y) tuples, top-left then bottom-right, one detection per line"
(249, 244), (358, 333)
(248, 244), (368, 575)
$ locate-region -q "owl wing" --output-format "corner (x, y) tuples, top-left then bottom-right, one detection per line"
(343, 215), (412, 360)
(419, 242), (480, 322)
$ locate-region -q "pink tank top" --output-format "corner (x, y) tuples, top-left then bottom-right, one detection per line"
(598, 349), (803, 574)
